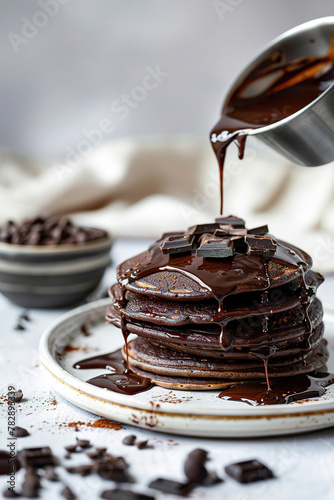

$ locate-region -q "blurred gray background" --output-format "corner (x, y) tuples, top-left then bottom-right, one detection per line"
(1, 0), (334, 161)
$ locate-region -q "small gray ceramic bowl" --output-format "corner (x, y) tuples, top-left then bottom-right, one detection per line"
(0, 236), (112, 308)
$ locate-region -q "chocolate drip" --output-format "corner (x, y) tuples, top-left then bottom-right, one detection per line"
(211, 36), (334, 214)
(74, 348), (153, 396)
(219, 371), (334, 406)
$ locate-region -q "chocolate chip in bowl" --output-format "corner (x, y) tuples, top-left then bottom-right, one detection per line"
(0, 216), (112, 308)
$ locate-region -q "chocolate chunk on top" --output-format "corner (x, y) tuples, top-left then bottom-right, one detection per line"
(248, 225), (269, 235)
(188, 223), (220, 235)
(246, 235), (277, 257)
(12, 426), (29, 438)
(196, 234), (245, 258)
(160, 234), (194, 255)
(225, 459), (274, 483)
(215, 215), (245, 228)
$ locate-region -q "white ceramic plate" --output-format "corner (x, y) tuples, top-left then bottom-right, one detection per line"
(39, 298), (334, 437)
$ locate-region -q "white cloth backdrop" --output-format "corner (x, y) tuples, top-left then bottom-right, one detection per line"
(1, 135), (334, 273)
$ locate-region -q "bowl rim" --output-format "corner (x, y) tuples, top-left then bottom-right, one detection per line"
(222, 16), (334, 137)
(0, 235), (113, 255)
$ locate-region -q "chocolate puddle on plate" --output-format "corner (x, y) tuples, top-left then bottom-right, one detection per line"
(74, 349), (153, 396)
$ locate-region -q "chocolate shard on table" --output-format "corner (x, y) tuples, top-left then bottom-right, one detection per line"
(246, 234), (277, 257)
(160, 234), (195, 255)
(17, 447), (55, 469)
(196, 234), (244, 258)
(101, 489), (156, 500)
(148, 478), (193, 495)
(225, 459), (274, 483)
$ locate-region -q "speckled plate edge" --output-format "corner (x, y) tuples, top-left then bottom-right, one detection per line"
(39, 298), (334, 437)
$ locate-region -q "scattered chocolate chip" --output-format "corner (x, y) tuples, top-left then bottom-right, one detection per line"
(12, 426), (29, 438)
(122, 435), (137, 446)
(20, 311), (30, 322)
(64, 454), (71, 460)
(148, 478), (193, 495)
(95, 448), (107, 455)
(135, 440), (148, 450)
(86, 450), (104, 460)
(225, 459), (274, 483)
(161, 234), (194, 255)
(66, 465), (92, 477)
(61, 486), (76, 500)
(14, 324), (25, 331)
(44, 466), (59, 482)
(93, 455), (129, 482)
(248, 225), (269, 235)
(80, 324), (91, 336)
(13, 390), (23, 403)
(18, 447), (55, 469)
(2, 490), (20, 497)
(76, 438), (91, 449)
(101, 489), (155, 500)
(21, 469), (41, 498)
(0, 450), (20, 475)
(64, 445), (77, 453)
(184, 449), (208, 483)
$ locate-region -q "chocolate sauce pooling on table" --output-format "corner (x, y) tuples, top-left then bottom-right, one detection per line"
(211, 36), (334, 213)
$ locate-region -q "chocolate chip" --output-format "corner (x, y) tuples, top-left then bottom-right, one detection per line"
(66, 465), (92, 476)
(14, 324), (25, 331)
(18, 447), (55, 469)
(184, 449), (208, 483)
(76, 438), (91, 449)
(225, 459), (274, 483)
(20, 311), (30, 322)
(248, 225), (269, 235)
(61, 486), (76, 500)
(21, 469), (41, 497)
(2, 490), (20, 497)
(95, 447), (107, 455)
(135, 440), (148, 450)
(64, 445), (77, 453)
(13, 390), (23, 403)
(44, 466), (59, 482)
(148, 478), (193, 495)
(93, 455), (129, 482)
(196, 234), (245, 258)
(101, 489), (155, 500)
(122, 435), (136, 446)
(246, 235), (277, 257)
(161, 234), (194, 255)
(0, 451), (20, 475)
(12, 426), (29, 438)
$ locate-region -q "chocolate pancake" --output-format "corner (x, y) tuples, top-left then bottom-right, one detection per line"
(105, 217), (328, 394)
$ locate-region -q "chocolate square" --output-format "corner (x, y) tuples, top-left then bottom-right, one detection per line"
(225, 459), (274, 483)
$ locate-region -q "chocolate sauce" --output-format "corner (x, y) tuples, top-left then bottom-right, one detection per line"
(218, 371), (334, 406)
(73, 349), (125, 372)
(87, 372), (153, 395)
(211, 36), (334, 214)
(74, 348), (153, 395)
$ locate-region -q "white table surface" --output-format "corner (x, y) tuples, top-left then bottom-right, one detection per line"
(1, 238), (334, 500)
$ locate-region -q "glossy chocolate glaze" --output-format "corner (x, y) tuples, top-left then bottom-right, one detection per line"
(211, 36), (334, 214)
(74, 348), (153, 395)
(219, 371), (334, 406)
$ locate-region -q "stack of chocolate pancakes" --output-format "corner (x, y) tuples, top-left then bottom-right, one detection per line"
(107, 216), (328, 390)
